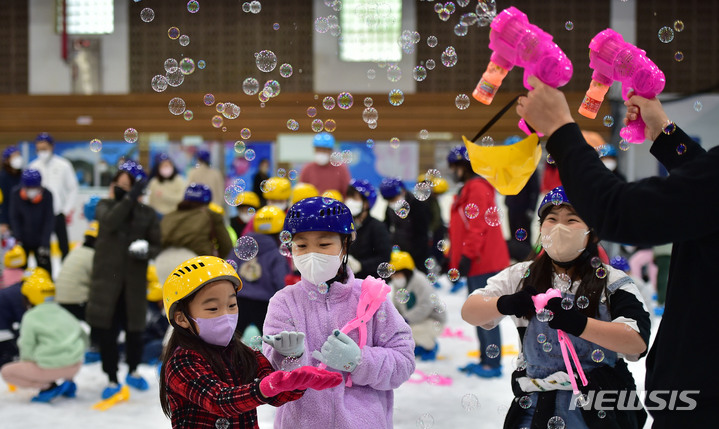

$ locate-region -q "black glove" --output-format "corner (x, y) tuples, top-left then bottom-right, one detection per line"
(496, 286), (537, 318)
(128, 177), (148, 201)
(545, 297), (588, 337)
(458, 255), (472, 277)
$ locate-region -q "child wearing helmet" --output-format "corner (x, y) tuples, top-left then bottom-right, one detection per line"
(229, 191), (261, 239)
(187, 149), (225, 207)
(9, 169), (54, 274)
(159, 256), (341, 429)
(0, 272), (87, 402)
(344, 179), (392, 280)
(228, 205), (291, 338)
(461, 186), (650, 428)
(388, 251), (446, 361)
(262, 196), (415, 429)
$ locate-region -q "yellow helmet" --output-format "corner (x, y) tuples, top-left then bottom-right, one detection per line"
(4, 245), (26, 269)
(21, 275), (55, 306)
(162, 256), (242, 323)
(239, 191), (261, 209)
(253, 205), (286, 234)
(417, 175), (449, 195)
(390, 250), (415, 272)
(147, 264), (161, 301)
(463, 133), (541, 195)
(85, 220), (99, 238)
(291, 183), (319, 205)
(322, 189), (343, 202)
(262, 177), (292, 201)
(208, 202), (224, 215)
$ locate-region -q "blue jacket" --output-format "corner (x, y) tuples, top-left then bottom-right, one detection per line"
(0, 169), (21, 225)
(229, 232), (289, 302)
(9, 187), (54, 247)
(0, 282), (25, 342)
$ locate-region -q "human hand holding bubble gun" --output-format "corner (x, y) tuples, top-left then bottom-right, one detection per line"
(578, 29), (665, 143)
(532, 289), (588, 397)
(472, 6), (573, 107)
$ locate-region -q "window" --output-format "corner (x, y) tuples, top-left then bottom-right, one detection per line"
(56, 0), (114, 35)
(339, 0), (402, 62)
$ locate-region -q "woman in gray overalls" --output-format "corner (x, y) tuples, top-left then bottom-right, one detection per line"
(462, 186), (651, 428)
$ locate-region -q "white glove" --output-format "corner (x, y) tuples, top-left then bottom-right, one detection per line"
(262, 331), (306, 357)
(347, 255), (362, 274)
(312, 330), (361, 372)
(128, 239), (149, 259)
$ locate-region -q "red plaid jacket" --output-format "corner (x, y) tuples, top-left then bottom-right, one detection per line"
(165, 348), (303, 428)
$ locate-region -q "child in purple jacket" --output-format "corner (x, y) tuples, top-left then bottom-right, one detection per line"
(262, 197), (415, 429)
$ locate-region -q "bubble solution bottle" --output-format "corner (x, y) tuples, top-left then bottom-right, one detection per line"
(473, 60), (510, 105)
(578, 79), (611, 119)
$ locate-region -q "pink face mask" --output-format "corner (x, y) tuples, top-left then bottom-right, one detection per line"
(191, 313), (238, 347)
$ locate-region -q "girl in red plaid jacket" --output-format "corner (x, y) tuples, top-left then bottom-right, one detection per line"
(159, 256), (342, 429)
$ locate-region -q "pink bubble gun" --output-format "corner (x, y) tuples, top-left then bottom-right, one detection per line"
(578, 29), (665, 143)
(473, 6), (573, 107)
(532, 289), (588, 397)
(317, 276), (391, 387)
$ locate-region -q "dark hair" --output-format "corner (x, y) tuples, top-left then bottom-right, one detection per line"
(518, 207), (608, 320)
(177, 200), (207, 211)
(111, 170), (136, 186)
(159, 289), (259, 417)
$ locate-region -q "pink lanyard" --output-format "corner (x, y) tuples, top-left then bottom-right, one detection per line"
(532, 289), (588, 396)
(318, 276), (391, 387)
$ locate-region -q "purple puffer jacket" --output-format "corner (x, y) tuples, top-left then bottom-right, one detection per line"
(262, 269), (416, 429)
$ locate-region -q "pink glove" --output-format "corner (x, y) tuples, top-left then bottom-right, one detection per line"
(259, 366), (343, 398)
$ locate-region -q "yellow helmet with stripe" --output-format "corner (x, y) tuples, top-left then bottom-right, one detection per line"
(21, 275), (55, 306)
(253, 205), (286, 235)
(4, 245), (26, 269)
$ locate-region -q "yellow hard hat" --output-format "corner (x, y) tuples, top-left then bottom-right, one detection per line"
(390, 250), (415, 272)
(85, 220), (99, 238)
(417, 174), (449, 195)
(162, 256), (242, 323)
(463, 134), (541, 195)
(208, 202), (225, 215)
(262, 177), (292, 201)
(322, 189), (343, 202)
(4, 245), (26, 269)
(253, 205), (286, 234)
(239, 191), (261, 209)
(147, 264), (159, 284)
(147, 265), (162, 301)
(291, 183), (319, 205)
(21, 275), (55, 306)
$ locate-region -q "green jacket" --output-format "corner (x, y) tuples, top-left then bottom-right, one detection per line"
(18, 302), (87, 368)
(160, 206), (233, 258)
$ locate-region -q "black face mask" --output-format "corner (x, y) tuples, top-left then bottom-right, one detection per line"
(114, 186), (127, 201)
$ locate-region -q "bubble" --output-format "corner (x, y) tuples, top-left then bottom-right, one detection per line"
(389, 89), (405, 106)
(168, 27), (180, 39)
(223, 103), (241, 120)
(88, 139), (102, 152)
(366, 68), (376, 80)
(694, 100), (703, 112)
(286, 119), (299, 131)
(658, 26), (674, 43)
(232, 141), (246, 154)
(242, 77), (260, 95)
(444, 268), (458, 282)
(464, 203), (479, 219)
(565, 21), (574, 31)
(224, 185), (243, 206)
(419, 129), (429, 140)
(484, 206), (502, 227)
(263, 80), (281, 98)
(438, 9), (450, 21)
(168, 97), (186, 115)
(179, 57), (195, 75)
(249, 0), (261, 13)
(362, 107), (378, 123)
(542, 342), (553, 353)
(454, 24), (468, 37)
(310, 280), (327, 294)
(384, 65), (401, 83)
(198, 60), (206, 69)
(416, 413), (434, 429)
(395, 288), (410, 304)
(308, 119), (323, 133)
(377, 262), (395, 278)
(619, 140), (630, 151)
(590, 257), (602, 268)
(366, 138), (375, 149)
(514, 228), (527, 241)
(243, 149), (255, 161)
(426, 59), (436, 70)
(199, 94), (214, 107)
(215, 103), (226, 114)
(183, 110), (193, 121)
(423, 257), (437, 271)
(426, 169), (441, 181)
(676, 143), (687, 155)
(537, 333), (547, 343)
(413, 182), (431, 201)
(411, 65), (428, 82)
(151, 75), (168, 92)
(671, 50), (684, 62)
(595, 266), (607, 279)
(242, 2), (251, 12)
(394, 200), (410, 218)
(455, 94), (470, 110)
(281, 355), (301, 371)
(536, 308), (554, 323)
(140, 8), (155, 22)
(322, 96), (336, 110)
(577, 295), (589, 309)
(255, 50), (277, 72)
(548, 416), (565, 429)
(187, 0), (199, 13)
(234, 236), (259, 261)
(288, 170), (298, 180)
(164, 58), (178, 73)
(485, 344), (500, 359)
(306, 106), (317, 118)
(575, 393), (590, 407)
(211, 115), (224, 128)
(518, 395), (532, 409)
(591, 349), (605, 363)
(179, 35), (190, 46)
(561, 297), (574, 310)
(166, 69), (185, 87)
(460, 393), (480, 412)
(674, 20), (684, 32)
(601, 115), (616, 128)
(216, 418), (230, 429)
(441, 47), (458, 67)
(274, 63), (293, 79)
(390, 137), (400, 149)
(598, 410), (607, 419)
(235, 128), (249, 140)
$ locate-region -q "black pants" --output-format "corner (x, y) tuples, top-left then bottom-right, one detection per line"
(236, 297), (269, 336)
(60, 303), (86, 321)
(21, 245), (52, 274)
(54, 214), (69, 260)
(0, 339), (18, 367)
(92, 294), (144, 384)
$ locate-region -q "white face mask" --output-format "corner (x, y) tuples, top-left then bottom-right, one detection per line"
(389, 199), (405, 212)
(37, 150), (51, 162)
(345, 198), (364, 217)
(540, 223), (589, 263)
(25, 188), (41, 200)
(238, 212), (253, 223)
(293, 249), (343, 285)
(9, 156), (23, 170)
(315, 152), (330, 166)
(269, 201), (288, 211)
(390, 275), (407, 290)
(159, 166), (174, 178)
(601, 158), (617, 171)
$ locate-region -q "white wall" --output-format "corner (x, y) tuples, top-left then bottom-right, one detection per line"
(29, 0), (129, 94)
